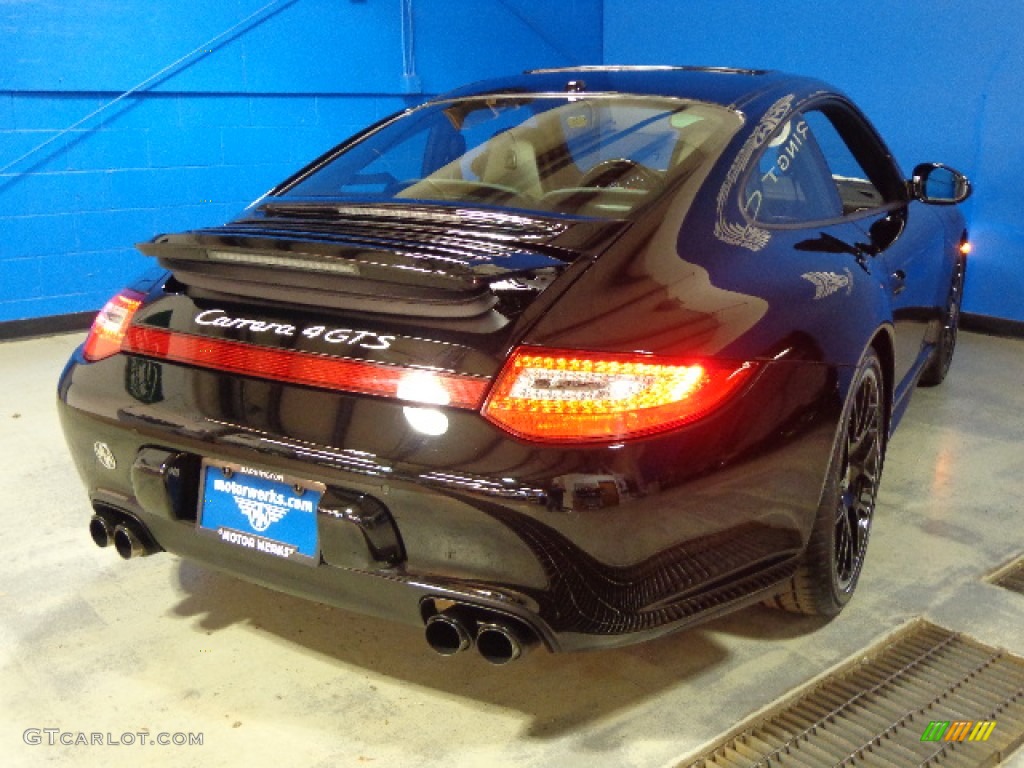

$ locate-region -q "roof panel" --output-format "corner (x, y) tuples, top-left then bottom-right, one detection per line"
(436, 65), (811, 109)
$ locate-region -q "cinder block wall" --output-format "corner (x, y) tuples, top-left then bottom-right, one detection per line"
(1, 91), (394, 320)
(0, 0), (602, 323)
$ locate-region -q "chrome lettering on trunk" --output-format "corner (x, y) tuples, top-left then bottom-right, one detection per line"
(193, 309), (394, 350)
(195, 309), (296, 336)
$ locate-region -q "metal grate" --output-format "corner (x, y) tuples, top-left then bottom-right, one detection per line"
(685, 621), (1024, 768)
(990, 557), (1024, 596)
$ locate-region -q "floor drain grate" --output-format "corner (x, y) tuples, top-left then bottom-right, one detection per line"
(990, 557), (1024, 596)
(684, 621), (1024, 767)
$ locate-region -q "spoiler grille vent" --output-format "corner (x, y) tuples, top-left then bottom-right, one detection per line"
(259, 203), (572, 241)
(137, 204), (613, 318)
(203, 221), (540, 269)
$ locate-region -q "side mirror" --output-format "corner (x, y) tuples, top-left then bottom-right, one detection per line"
(910, 163), (972, 205)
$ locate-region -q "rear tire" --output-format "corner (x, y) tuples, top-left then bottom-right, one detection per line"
(918, 256), (965, 387)
(771, 350), (886, 616)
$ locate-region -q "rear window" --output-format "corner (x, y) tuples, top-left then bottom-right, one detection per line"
(280, 95), (742, 219)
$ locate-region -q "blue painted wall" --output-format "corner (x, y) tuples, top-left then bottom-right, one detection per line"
(0, 0), (602, 322)
(6, 1), (1021, 323)
(604, 0), (1024, 322)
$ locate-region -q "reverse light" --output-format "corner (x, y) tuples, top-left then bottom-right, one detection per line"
(82, 290), (145, 362)
(483, 347), (757, 443)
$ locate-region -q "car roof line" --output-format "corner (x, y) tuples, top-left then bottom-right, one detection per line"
(525, 65), (772, 77)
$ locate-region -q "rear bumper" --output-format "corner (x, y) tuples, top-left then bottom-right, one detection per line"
(58, 345), (841, 652)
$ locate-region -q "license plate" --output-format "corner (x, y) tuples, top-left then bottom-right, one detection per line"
(197, 460), (324, 564)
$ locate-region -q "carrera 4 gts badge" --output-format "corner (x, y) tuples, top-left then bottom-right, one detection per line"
(802, 268), (853, 300)
(194, 309), (394, 350)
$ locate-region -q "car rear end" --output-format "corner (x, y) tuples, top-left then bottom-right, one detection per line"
(57, 84), (842, 658)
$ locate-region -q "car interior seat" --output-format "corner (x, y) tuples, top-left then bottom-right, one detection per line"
(478, 129), (544, 199)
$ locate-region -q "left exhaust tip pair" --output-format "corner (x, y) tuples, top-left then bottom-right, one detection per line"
(89, 512), (159, 559)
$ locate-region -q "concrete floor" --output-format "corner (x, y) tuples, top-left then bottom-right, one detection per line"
(1, 330), (1022, 768)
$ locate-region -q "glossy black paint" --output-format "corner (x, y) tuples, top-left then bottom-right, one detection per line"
(58, 66), (969, 653)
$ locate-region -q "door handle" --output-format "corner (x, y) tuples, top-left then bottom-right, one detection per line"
(891, 269), (906, 295)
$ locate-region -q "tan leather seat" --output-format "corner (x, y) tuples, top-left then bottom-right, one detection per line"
(478, 129), (543, 199)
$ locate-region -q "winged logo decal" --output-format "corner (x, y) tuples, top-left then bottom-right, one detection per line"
(802, 268), (853, 300)
(234, 497), (288, 532)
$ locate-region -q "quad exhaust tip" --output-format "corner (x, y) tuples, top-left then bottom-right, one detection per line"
(424, 605), (537, 664)
(89, 509), (159, 559)
(113, 524), (151, 560)
(424, 611), (474, 656)
(89, 513), (116, 548)
(475, 623), (527, 665)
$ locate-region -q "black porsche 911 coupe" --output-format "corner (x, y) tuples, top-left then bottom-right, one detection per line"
(59, 65), (971, 663)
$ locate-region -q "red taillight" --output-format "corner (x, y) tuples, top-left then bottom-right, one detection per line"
(82, 290), (145, 362)
(122, 326), (490, 409)
(482, 347), (756, 443)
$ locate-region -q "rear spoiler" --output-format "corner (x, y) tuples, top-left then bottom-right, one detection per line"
(138, 203), (626, 318)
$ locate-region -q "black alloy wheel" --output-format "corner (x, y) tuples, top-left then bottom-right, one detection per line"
(833, 361), (883, 591)
(919, 257), (965, 387)
(772, 349), (886, 616)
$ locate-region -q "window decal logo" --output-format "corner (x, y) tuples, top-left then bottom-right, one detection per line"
(715, 93), (794, 252)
